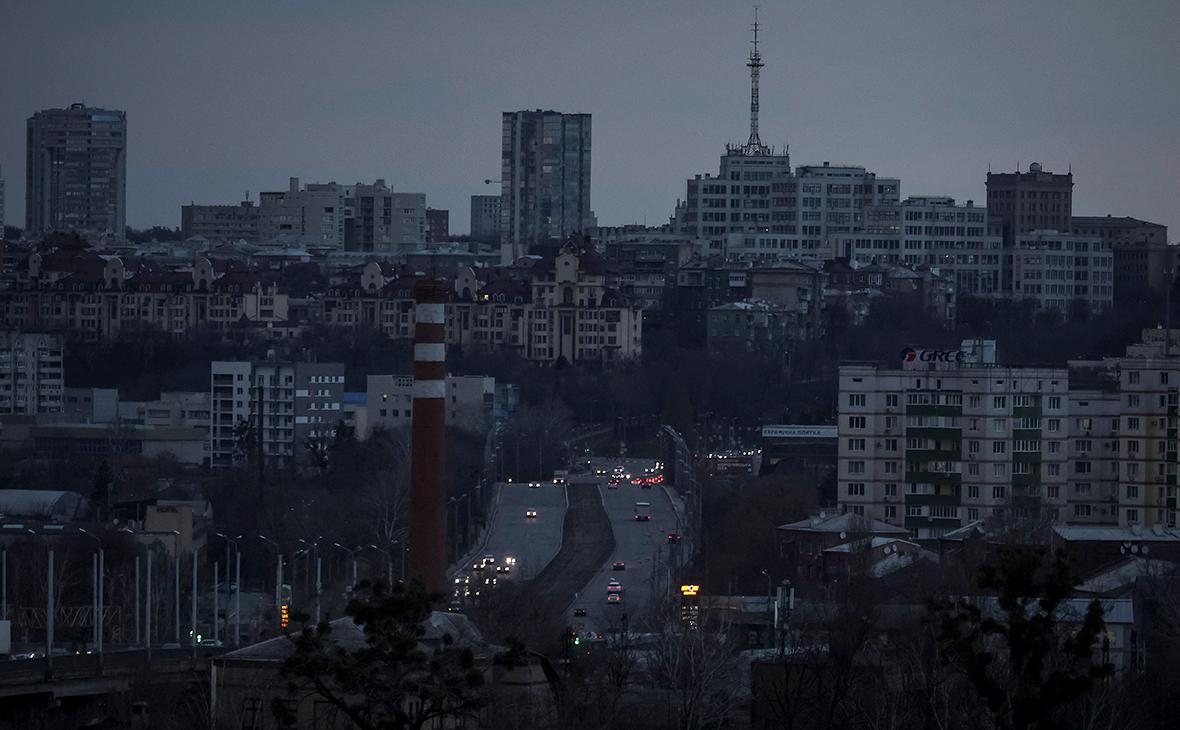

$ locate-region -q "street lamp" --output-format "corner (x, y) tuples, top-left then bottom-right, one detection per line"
(333, 543), (361, 593)
(216, 533), (242, 647)
(299, 537), (323, 623)
(258, 535), (283, 633)
(78, 528), (104, 654)
(26, 529), (54, 674)
(119, 527), (141, 646)
(368, 543), (398, 586)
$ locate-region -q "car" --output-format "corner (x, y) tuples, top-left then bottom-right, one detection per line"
(199, 639), (223, 647)
(472, 561), (486, 571)
(606, 593), (622, 603)
(552, 477), (567, 486)
(631, 478), (643, 485)
(505, 556), (517, 566)
(447, 601), (463, 613)
(496, 564), (511, 574)
(573, 607), (587, 617)
(613, 465), (625, 473)
(667, 533), (682, 544)
(594, 468), (607, 476)
(528, 481), (541, 489)
(525, 509), (538, 519)
(606, 579), (622, 592)
(482, 554), (495, 564)
(611, 561), (626, 571)
(607, 477), (621, 487)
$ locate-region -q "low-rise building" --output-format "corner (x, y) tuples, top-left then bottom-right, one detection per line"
(0, 331), (63, 415)
(366, 374), (496, 436)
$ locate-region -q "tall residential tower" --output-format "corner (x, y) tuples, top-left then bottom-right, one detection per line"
(500, 110), (593, 263)
(26, 103), (127, 236)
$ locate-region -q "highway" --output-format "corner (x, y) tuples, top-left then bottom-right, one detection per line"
(474, 481), (568, 581)
(567, 458), (683, 636)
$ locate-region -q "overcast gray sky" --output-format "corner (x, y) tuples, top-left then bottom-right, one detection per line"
(2, 0), (1177, 236)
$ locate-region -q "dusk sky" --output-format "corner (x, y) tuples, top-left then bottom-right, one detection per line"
(2, 0), (1178, 235)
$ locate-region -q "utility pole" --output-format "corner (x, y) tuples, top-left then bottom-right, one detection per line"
(212, 562), (219, 645)
(191, 549), (198, 658)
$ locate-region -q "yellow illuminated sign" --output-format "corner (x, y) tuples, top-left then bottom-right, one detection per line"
(680, 584), (700, 596)
(280, 604), (290, 629)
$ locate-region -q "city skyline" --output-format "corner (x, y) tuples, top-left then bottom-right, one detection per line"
(1, 1), (1177, 237)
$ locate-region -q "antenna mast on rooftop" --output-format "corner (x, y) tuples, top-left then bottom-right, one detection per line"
(743, 7), (770, 155)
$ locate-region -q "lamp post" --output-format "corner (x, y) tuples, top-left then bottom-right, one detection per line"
(26, 529), (53, 675)
(78, 528), (103, 654)
(299, 537), (322, 624)
(118, 527), (139, 646)
(216, 533), (242, 647)
(333, 543), (361, 594)
(259, 535), (283, 633)
(368, 544), (393, 586)
(171, 530), (181, 645)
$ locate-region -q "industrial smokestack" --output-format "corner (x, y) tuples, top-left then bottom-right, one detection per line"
(408, 278), (449, 596)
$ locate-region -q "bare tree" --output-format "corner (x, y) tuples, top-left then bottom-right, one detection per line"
(646, 596), (741, 730)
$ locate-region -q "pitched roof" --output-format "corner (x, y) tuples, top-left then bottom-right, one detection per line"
(777, 512), (910, 535)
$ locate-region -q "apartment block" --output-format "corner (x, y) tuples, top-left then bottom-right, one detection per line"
(0, 331), (64, 415)
(838, 335), (1180, 537)
(26, 104), (127, 236)
(180, 200), (260, 241)
(470, 194), (502, 241)
(425, 208), (449, 244)
(210, 360), (344, 467)
(1012, 230), (1113, 313)
(838, 353), (1071, 539)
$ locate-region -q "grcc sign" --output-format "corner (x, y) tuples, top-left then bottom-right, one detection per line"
(901, 348), (968, 367)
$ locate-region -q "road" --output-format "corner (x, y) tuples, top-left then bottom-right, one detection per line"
(567, 457), (683, 636)
(476, 481), (568, 581)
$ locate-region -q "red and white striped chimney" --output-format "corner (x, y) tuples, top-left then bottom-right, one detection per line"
(408, 279), (449, 596)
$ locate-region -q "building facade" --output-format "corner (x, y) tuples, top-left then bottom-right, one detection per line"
(985, 162), (1074, 249)
(470, 194), (502, 241)
(180, 200), (260, 241)
(0, 331), (64, 415)
(425, 208), (449, 244)
(1012, 230), (1113, 313)
(365, 374), (495, 436)
(26, 104), (127, 236)
(209, 360), (344, 468)
(500, 110), (593, 263)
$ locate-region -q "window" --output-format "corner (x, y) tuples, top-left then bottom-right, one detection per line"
(993, 486), (1007, 499)
(1162, 372), (1170, 385)
(885, 461), (899, 474)
(884, 483), (898, 496)
(968, 463), (980, 476)
(1076, 461), (1092, 474)
(1047, 396), (1061, 409)
(1126, 485), (1139, 499)
(1129, 371), (1140, 385)
(1129, 440), (1141, 454)
(1127, 417), (1140, 430)
(847, 438), (865, 451)
(969, 395), (982, 408)
(848, 416), (866, 429)
(886, 394), (899, 407)
(993, 418), (1007, 434)
(993, 396), (1007, 409)
(1128, 394), (1140, 408)
(849, 393), (866, 407)
(846, 482), (865, 496)
(993, 463), (1007, 476)
(1075, 504), (1092, 517)
(1048, 486), (1060, 498)
(1127, 509), (1140, 523)
(992, 442), (1007, 454)
(968, 485), (980, 499)
(1047, 418), (1061, 432)
(884, 438), (898, 452)
(885, 506), (897, 518)
(968, 508), (980, 521)
(1047, 463), (1061, 476)
(1047, 441), (1060, 454)
(968, 440), (980, 454)
(848, 461), (865, 474)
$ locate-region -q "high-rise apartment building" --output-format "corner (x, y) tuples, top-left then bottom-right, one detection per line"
(26, 104), (127, 236)
(343, 181), (425, 252)
(500, 110), (593, 263)
(210, 360), (345, 467)
(425, 208), (449, 244)
(470, 194), (502, 241)
(0, 331), (64, 415)
(837, 334), (1180, 538)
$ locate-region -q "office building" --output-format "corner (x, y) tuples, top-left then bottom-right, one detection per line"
(259, 177), (345, 248)
(500, 110), (593, 263)
(425, 208), (449, 243)
(365, 374), (496, 436)
(0, 331), (64, 415)
(1072, 216), (1172, 304)
(670, 23), (900, 260)
(470, 194), (501, 241)
(1012, 230), (1113, 313)
(26, 103), (127, 236)
(985, 163), (1073, 249)
(180, 200), (260, 241)
(210, 360), (344, 467)
(832, 197), (1003, 297)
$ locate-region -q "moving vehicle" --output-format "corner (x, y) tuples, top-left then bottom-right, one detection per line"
(667, 533), (682, 544)
(482, 554), (495, 564)
(553, 470), (568, 486)
(606, 593), (622, 604)
(607, 477), (621, 488)
(496, 564), (511, 574)
(612, 561), (626, 571)
(634, 502), (652, 522)
(525, 509), (538, 519)
(607, 579), (623, 593)
(594, 468), (607, 476)
(528, 481), (541, 489)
